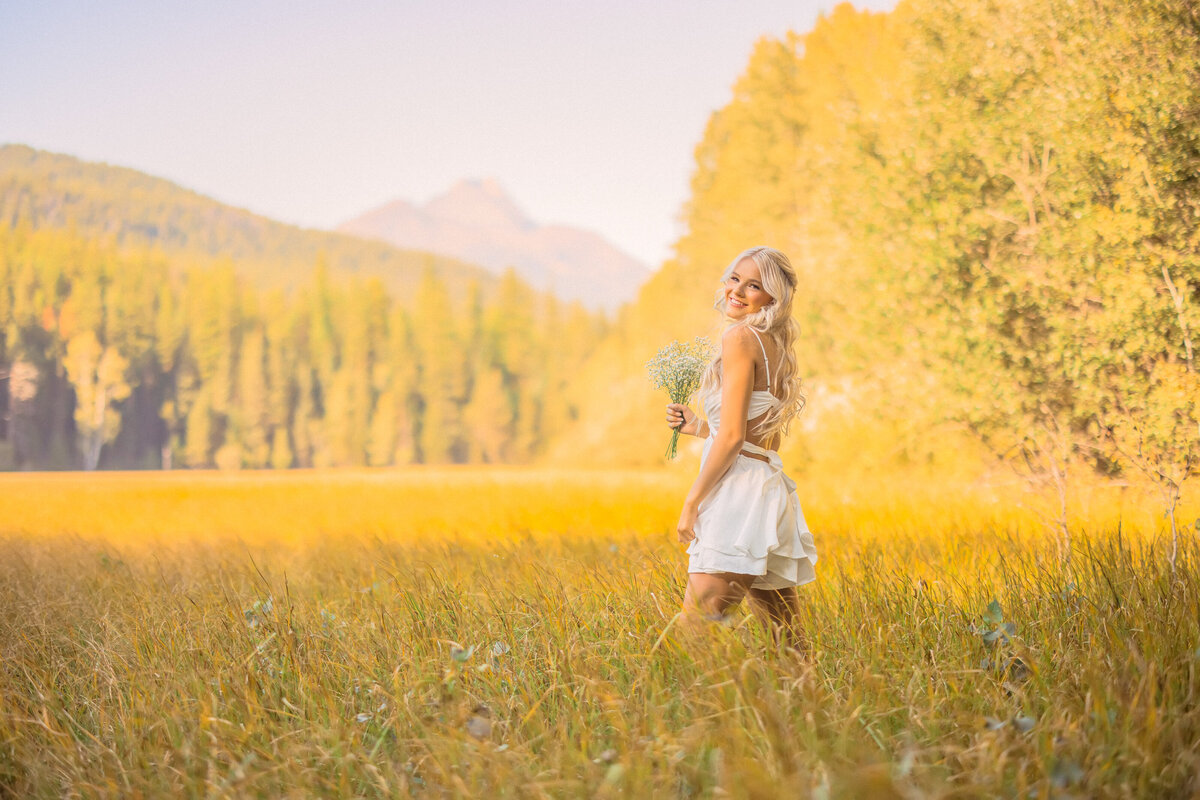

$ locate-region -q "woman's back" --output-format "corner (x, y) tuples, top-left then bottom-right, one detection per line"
(702, 326), (782, 451)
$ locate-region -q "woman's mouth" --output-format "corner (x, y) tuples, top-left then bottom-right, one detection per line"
(729, 297), (747, 309)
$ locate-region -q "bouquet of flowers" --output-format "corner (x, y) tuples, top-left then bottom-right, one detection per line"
(646, 337), (712, 460)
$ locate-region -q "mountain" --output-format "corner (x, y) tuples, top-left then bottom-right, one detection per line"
(337, 179), (651, 311)
(0, 144), (498, 304)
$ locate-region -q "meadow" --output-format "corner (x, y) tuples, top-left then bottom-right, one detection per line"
(0, 466), (1197, 798)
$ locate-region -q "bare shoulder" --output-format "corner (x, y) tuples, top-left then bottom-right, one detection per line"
(720, 324), (758, 356)
(720, 326), (758, 373)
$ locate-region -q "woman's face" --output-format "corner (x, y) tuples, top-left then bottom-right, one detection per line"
(723, 258), (774, 319)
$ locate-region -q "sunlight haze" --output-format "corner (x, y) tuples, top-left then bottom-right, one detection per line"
(0, 0), (899, 267)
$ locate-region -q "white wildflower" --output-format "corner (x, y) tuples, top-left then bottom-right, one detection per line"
(645, 337), (712, 459)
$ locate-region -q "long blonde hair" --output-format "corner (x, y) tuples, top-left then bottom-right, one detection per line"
(698, 246), (805, 439)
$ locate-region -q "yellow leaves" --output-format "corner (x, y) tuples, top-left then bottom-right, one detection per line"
(1150, 362), (1200, 420)
(1110, 359), (1200, 453)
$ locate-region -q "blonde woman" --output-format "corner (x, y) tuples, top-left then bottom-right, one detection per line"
(665, 246), (817, 648)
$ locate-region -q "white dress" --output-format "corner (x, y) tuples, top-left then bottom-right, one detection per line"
(685, 329), (818, 590)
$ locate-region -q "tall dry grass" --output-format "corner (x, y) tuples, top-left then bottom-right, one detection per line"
(0, 467), (1196, 798)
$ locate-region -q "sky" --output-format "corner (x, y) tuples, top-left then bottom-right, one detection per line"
(0, 0), (898, 268)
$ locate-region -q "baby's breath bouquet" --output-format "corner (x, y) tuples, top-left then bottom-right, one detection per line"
(646, 337), (712, 460)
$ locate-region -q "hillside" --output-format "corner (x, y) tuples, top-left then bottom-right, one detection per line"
(338, 179), (650, 312)
(0, 144), (497, 304)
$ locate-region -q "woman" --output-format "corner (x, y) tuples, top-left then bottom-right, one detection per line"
(665, 246), (818, 648)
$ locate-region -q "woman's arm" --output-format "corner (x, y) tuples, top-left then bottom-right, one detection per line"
(677, 326), (755, 541)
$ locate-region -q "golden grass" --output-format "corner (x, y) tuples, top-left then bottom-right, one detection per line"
(0, 467), (1196, 798)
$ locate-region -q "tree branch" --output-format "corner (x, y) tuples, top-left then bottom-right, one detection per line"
(1161, 263), (1195, 373)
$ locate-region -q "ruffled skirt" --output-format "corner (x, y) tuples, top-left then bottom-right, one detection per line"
(686, 436), (818, 590)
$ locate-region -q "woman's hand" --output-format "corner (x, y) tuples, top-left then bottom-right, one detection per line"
(676, 501), (698, 544)
(666, 403), (702, 437)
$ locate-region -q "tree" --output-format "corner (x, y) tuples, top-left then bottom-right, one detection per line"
(1100, 361), (1200, 575)
(463, 365), (512, 462)
(185, 389), (214, 468)
(185, 264), (240, 462)
(63, 331), (131, 469)
(264, 291), (296, 469)
(235, 324), (270, 467)
(411, 267), (465, 463)
(851, 0), (1200, 554)
(367, 306), (419, 465)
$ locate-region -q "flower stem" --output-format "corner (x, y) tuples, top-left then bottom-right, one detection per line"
(665, 427), (681, 460)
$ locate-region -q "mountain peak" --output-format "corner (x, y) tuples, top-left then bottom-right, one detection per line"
(427, 178), (531, 232)
(338, 180), (650, 311)
(453, 177), (505, 197)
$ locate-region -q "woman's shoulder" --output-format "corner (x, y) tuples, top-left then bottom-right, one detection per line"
(718, 326), (761, 380)
(722, 323), (779, 362)
(720, 323), (759, 351)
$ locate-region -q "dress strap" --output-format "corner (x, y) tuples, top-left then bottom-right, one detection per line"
(746, 326), (771, 390)
(739, 439), (781, 466)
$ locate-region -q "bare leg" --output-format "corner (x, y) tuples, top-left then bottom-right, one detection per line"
(747, 585), (807, 654)
(680, 572), (756, 633)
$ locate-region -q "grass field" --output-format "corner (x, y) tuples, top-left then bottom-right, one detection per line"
(1, 467), (1197, 798)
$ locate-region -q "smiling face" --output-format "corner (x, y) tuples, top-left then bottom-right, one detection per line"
(723, 257), (775, 319)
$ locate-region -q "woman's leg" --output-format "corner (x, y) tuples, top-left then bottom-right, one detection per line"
(681, 572), (756, 628)
(746, 586), (807, 653)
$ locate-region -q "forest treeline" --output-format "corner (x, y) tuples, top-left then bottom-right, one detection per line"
(552, 0), (1198, 541)
(0, 225), (606, 469)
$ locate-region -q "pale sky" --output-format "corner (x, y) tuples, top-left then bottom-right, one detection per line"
(0, 0), (898, 268)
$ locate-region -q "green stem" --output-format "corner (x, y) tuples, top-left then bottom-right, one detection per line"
(665, 427), (681, 460)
